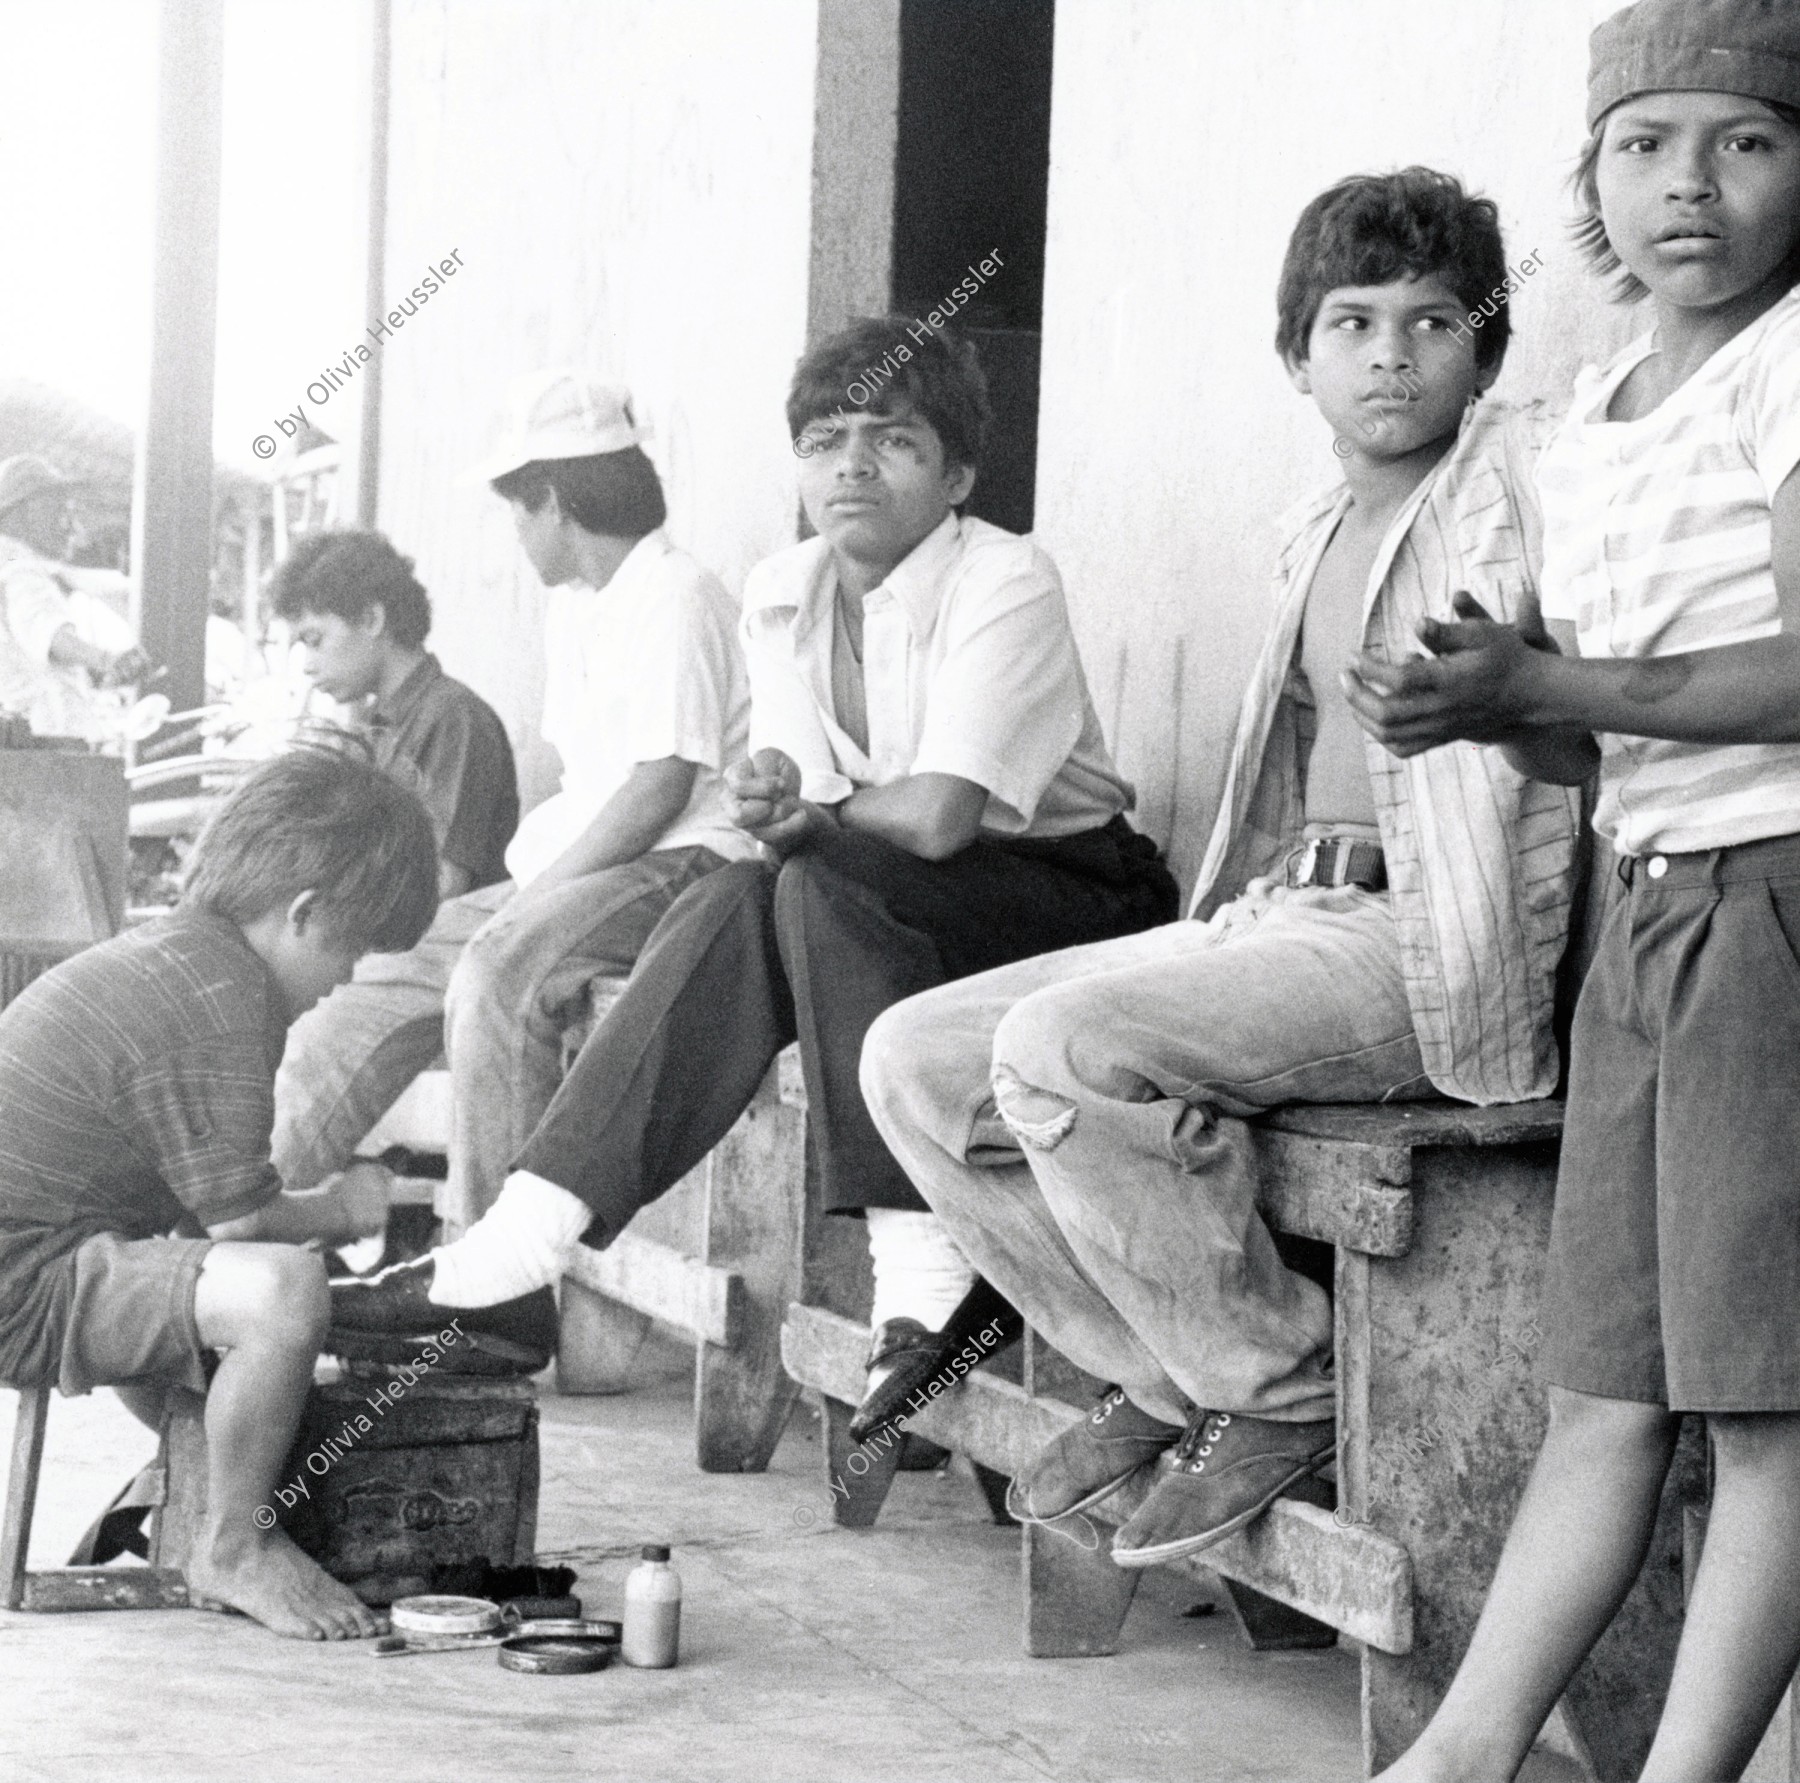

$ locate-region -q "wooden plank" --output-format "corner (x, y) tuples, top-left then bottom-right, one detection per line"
(563, 1230), (741, 1349)
(2, 1385), (51, 1609)
(19, 1568), (189, 1612)
(1106, 1476), (1412, 1656)
(777, 1044), (807, 1109)
(1252, 1127), (1414, 1256)
(779, 1303), (1413, 1652)
(695, 1067), (808, 1472)
(1260, 1097), (1564, 1152)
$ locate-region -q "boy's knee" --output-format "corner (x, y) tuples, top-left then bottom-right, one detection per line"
(861, 997), (936, 1127)
(992, 984), (1085, 1091)
(1545, 1384), (1677, 1451)
(243, 1247), (331, 1348)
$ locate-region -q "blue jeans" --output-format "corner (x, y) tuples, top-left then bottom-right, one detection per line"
(271, 847), (724, 1228)
(861, 884), (1433, 1424)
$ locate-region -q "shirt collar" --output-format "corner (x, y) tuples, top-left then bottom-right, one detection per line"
(751, 511), (965, 645)
(368, 652), (442, 729)
(598, 527), (672, 598)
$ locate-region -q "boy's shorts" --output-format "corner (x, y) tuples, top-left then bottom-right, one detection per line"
(1539, 832), (1800, 1412)
(58, 1232), (213, 1398)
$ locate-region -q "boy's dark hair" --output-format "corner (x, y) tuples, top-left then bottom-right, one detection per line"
(489, 448), (667, 537)
(787, 316), (993, 471)
(269, 529), (432, 649)
(182, 747), (438, 955)
(1570, 99), (1800, 302)
(1275, 167), (1512, 373)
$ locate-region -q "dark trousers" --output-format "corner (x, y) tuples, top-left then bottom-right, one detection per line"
(516, 817), (1177, 1237)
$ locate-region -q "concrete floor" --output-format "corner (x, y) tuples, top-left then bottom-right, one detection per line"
(1, 1335), (1585, 1783)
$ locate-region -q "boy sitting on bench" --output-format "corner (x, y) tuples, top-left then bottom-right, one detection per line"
(331, 318), (1177, 1423)
(0, 750), (438, 1639)
(860, 169), (1583, 1567)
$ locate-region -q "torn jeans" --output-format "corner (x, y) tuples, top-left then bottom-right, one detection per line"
(861, 884), (1432, 1423)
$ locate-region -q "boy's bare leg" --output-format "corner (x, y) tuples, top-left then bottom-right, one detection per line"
(1638, 1411), (1800, 1782)
(186, 1243), (382, 1641)
(1377, 1387), (1678, 1782)
(113, 1383), (168, 1432)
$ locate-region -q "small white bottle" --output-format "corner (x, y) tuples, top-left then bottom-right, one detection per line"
(622, 1544), (681, 1668)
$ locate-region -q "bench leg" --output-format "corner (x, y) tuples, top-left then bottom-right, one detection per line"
(1022, 1519), (1142, 1656)
(2, 1386), (50, 1610)
(1219, 1577), (1338, 1650)
(555, 1276), (656, 1396)
(820, 1395), (903, 1527)
(695, 1070), (806, 1473)
(971, 1460), (1018, 1527)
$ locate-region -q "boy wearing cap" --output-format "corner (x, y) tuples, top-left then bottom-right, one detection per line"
(331, 318), (1177, 1395)
(0, 455), (154, 739)
(273, 373), (753, 1337)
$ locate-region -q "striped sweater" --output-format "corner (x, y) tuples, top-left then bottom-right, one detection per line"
(1191, 400), (1583, 1106)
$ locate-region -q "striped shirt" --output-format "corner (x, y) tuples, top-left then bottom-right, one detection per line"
(0, 911), (286, 1387)
(1193, 401), (1582, 1106)
(1537, 284), (1800, 855)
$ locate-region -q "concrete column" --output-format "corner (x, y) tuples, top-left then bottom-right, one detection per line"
(131, 0), (223, 716)
(346, 0), (391, 527)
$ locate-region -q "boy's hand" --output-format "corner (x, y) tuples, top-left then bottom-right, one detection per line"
(724, 749), (836, 853)
(328, 1160), (393, 1240)
(98, 645), (157, 689)
(1341, 591), (1547, 758)
(725, 748), (802, 829)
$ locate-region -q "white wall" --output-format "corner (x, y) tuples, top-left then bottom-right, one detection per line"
(1039, 0), (1643, 890)
(379, 0), (821, 805)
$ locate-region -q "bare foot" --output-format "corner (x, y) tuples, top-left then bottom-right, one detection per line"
(186, 1524), (384, 1641)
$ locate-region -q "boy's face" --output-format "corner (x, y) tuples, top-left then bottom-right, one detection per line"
(1287, 273), (1493, 465)
(3, 489), (76, 560)
(793, 402), (975, 575)
(287, 609), (386, 704)
(509, 492), (578, 587)
(1596, 92), (1800, 312)
(263, 897), (362, 1019)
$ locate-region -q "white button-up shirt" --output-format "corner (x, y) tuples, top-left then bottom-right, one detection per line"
(505, 528), (757, 886)
(740, 513), (1132, 838)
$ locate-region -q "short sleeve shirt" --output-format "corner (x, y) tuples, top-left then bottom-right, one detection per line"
(0, 911), (288, 1386)
(741, 513), (1133, 837)
(1537, 285), (1800, 855)
(367, 654), (519, 889)
(504, 529), (757, 887)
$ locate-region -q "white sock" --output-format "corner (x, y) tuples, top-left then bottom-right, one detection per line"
(866, 1208), (977, 1334)
(428, 1170), (592, 1307)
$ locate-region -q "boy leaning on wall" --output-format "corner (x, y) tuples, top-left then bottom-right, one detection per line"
(860, 168), (1583, 1567)
(0, 749), (438, 1641)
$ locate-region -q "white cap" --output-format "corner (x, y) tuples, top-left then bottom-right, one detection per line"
(470, 368), (650, 484)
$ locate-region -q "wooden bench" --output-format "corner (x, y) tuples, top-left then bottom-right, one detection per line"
(777, 1095), (1711, 1779)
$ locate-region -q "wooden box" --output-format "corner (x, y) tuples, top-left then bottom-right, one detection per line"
(156, 1374), (539, 1607)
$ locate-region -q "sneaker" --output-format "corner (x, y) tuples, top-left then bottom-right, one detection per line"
(1110, 1408), (1334, 1569)
(1004, 1387), (1184, 1524)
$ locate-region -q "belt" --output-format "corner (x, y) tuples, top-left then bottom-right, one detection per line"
(1289, 836), (1387, 893)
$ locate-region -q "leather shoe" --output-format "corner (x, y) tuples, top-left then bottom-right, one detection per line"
(847, 1278), (1023, 1444)
(328, 1256), (558, 1374)
(1005, 1387), (1184, 1524)
(1111, 1408), (1334, 1569)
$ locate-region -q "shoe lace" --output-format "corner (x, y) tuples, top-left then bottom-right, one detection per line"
(1089, 1386), (1127, 1427)
(1171, 1409), (1228, 1474)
